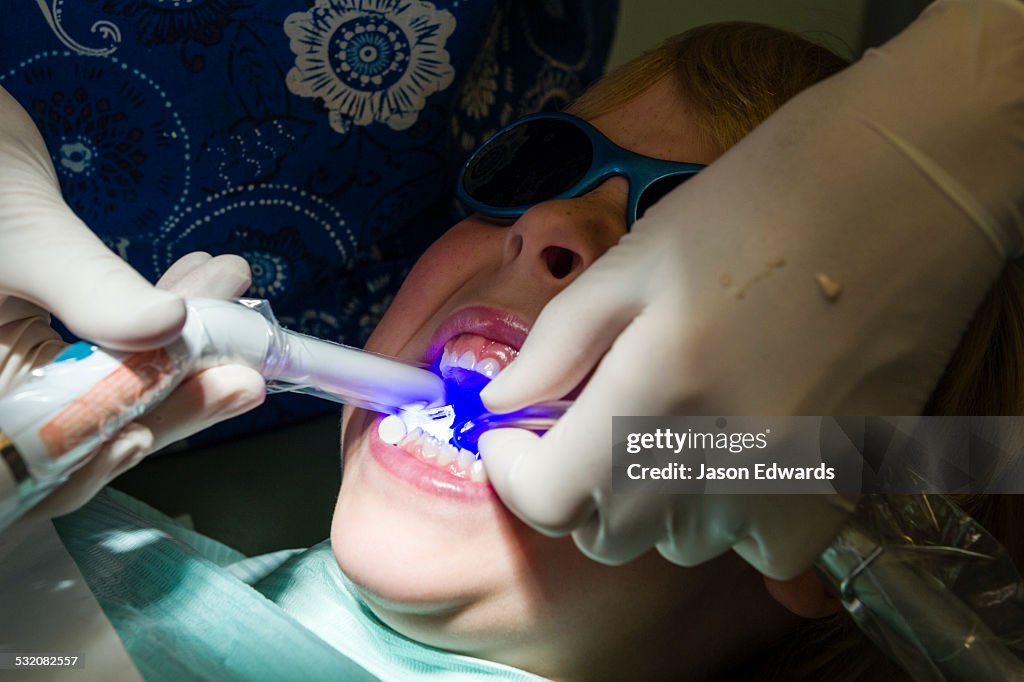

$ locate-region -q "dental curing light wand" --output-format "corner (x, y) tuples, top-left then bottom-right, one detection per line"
(0, 298), (445, 533)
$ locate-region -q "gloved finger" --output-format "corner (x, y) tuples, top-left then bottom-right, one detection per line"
(0, 300), (63, 392)
(0, 216), (185, 351)
(571, 491), (673, 565)
(477, 427), (591, 533)
(134, 364), (266, 453)
(157, 254), (252, 299)
(0, 86), (186, 350)
(481, 416), (674, 562)
(153, 252), (213, 290)
(480, 310), (674, 535)
(654, 494), (748, 568)
(479, 245), (646, 413)
(730, 494), (852, 580)
(25, 423), (154, 520)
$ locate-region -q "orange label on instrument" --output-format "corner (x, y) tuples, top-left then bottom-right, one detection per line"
(38, 349), (173, 459)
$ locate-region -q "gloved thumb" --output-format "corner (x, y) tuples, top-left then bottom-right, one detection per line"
(478, 426), (598, 534)
(2, 217), (186, 351)
(480, 250), (643, 412)
(479, 309), (684, 556)
(0, 84), (185, 350)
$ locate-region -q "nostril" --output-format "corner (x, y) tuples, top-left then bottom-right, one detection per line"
(542, 246), (581, 279)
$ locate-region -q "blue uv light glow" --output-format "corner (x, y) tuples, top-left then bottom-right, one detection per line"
(440, 367), (491, 453)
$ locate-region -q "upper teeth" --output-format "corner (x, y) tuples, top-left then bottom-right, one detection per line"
(439, 347), (503, 378)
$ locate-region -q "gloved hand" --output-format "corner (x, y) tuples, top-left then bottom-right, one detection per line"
(0, 85), (188, 355)
(3, 252), (266, 520)
(0, 84), (265, 518)
(478, 0), (1024, 579)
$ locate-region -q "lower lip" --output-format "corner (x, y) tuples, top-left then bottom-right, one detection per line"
(367, 414), (497, 503)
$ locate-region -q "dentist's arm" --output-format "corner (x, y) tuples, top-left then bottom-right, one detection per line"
(478, 0), (1024, 578)
(0, 85), (264, 518)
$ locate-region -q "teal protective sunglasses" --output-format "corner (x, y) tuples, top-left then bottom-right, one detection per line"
(457, 112), (706, 227)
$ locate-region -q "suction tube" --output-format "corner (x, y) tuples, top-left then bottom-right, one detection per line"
(817, 495), (1024, 681)
(0, 298), (445, 532)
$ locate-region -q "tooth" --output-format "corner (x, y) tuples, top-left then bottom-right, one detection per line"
(474, 358), (501, 378)
(397, 431), (415, 448)
(457, 351), (477, 369)
(458, 449), (476, 468)
(420, 437), (439, 460)
(378, 415), (407, 445)
(401, 428), (425, 457)
(436, 443), (456, 465)
(439, 349), (454, 375)
(470, 460), (488, 483)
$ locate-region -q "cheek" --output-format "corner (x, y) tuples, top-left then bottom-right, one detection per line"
(363, 223), (503, 356)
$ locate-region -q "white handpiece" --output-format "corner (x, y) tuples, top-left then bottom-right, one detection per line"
(185, 298), (446, 413)
(0, 298), (445, 532)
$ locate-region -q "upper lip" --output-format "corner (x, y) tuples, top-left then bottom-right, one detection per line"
(424, 305), (531, 364)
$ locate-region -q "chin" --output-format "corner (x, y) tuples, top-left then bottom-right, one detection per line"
(330, 497), (539, 661)
(330, 406), (544, 652)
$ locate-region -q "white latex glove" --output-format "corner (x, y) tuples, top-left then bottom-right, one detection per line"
(0, 84), (265, 518)
(478, 0), (1024, 579)
(6, 252), (266, 519)
(0, 85), (187, 355)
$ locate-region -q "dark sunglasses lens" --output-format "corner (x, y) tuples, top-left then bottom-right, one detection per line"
(462, 119), (593, 209)
(636, 173), (695, 219)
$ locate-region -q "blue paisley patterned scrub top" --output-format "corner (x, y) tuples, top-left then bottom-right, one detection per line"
(0, 1), (618, 442)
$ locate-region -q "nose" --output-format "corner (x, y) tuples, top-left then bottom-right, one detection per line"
(501, 177), (628, 285)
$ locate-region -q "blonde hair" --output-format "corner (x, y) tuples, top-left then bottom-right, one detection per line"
(567, 22), (849, 154)
(573, 22), (1024, 681)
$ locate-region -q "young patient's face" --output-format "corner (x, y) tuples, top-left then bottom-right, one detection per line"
(332, 76), (744, 677)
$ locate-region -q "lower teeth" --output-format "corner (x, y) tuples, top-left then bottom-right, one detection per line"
(379, 419), (487, 483)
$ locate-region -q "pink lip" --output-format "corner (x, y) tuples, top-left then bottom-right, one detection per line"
(425, 305), (531, 364)
(367, 414), (498, 503)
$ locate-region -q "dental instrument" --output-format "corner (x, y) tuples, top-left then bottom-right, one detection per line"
(0, 298), (446, 533)
(818, 494), (1024, 681)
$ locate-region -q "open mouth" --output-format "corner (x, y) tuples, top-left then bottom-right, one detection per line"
(378, 330), (522, 484)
